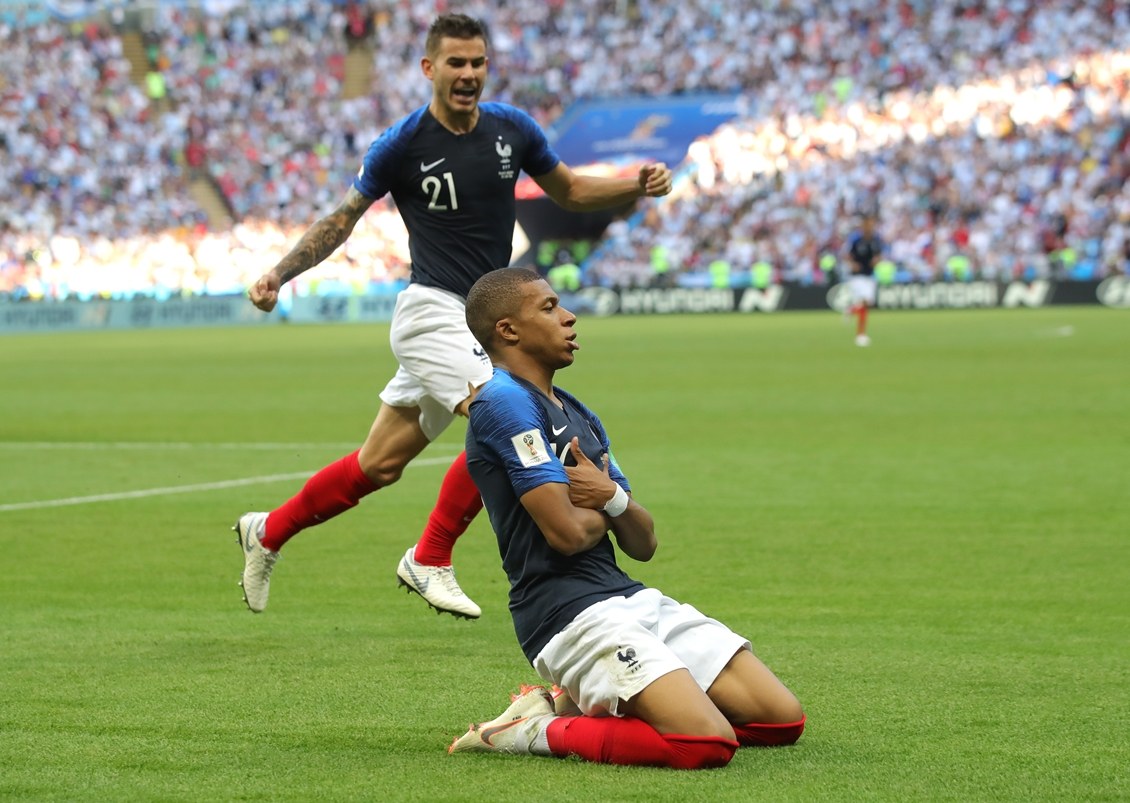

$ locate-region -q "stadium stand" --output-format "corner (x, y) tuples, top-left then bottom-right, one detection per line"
(1, 0), (1128, 301)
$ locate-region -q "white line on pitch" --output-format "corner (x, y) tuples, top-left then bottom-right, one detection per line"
(0, 442), (363, 451)
(0, 454), (460, 513)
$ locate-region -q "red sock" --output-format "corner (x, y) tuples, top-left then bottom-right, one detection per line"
(546, 716), (737, 770)
(856, 304), (869, 336)
(262, 449), (378, 551)
(411, 451), (483, 566)
(732, 716), (806, 747)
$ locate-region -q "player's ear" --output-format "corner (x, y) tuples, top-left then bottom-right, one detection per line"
(496, 317), (518, 345)
(421, 56), (434, 80)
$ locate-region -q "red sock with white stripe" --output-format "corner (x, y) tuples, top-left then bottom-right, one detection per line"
(261, 449), (378, 551)
(545, 715), (738, 769)
(410, 451), (483, 566)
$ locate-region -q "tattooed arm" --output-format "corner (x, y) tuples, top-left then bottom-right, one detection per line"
(247, 187), (375, 312)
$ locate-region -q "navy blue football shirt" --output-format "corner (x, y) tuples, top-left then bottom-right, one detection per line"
(352, 102), (560, 299)
(848, 230), (884, 277)
(466, 369), (645, 663)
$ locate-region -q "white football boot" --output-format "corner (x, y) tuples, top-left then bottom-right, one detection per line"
(396, 546), (481, 619)
(448, 686), (555, 755)
(234, 512), (278, 613)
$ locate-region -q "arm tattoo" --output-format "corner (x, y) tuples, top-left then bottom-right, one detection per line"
(274, 188), (372, 283)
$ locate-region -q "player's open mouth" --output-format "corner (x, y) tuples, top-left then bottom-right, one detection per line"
(453, 87), (477, 100)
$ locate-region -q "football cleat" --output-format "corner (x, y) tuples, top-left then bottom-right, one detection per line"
(515, 683), (581, 717)
(855, 334), (871, 347)
(234, 512), (278, 613)
(396, 547), (481, 619)
(449, 685), (554, 755)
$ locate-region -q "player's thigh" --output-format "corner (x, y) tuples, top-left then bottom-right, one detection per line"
(620, 668), (734, 739)
(534, 591), (685, 718)
(706, 647), (803, 725)
(535, 589), (731, 740)
(655, 594), (750, 695)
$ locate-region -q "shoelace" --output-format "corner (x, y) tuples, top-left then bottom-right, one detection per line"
(433, 565), (466, 597)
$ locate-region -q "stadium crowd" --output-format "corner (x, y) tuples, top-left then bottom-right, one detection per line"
(592, 3), (1130, 288)
(2, 0), (1129, 301)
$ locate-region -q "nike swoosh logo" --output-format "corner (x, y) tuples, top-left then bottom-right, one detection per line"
(420, 158), (446, 172)
(479, 717), (527, 746)
(551, 425), (567, 436)
(406, 563), (429, 593)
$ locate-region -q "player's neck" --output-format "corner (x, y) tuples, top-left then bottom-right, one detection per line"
(429, 102), (479, 135)
(498, 360), (558, 406)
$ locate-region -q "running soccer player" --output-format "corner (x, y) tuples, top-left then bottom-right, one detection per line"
(235, 13), (672, 616)
(845, 215), (882, 346)
(448, 267), (804, 768)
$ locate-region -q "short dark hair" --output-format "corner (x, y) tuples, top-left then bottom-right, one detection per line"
(465, 267), (543, 355)
(426, 13), (489, 57)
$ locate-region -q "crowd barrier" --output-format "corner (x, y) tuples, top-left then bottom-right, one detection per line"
(1, 279), (1126, 334)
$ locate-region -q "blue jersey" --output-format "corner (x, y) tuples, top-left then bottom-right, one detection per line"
(466, 369), (645, 663)
(352, 102), (561, 299)
(847, 231), (884, 276)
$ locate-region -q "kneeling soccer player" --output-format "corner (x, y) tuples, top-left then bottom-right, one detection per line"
(448, 267), (805, 769)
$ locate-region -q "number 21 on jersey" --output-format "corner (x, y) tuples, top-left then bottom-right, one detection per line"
(422, 172), (458, 211)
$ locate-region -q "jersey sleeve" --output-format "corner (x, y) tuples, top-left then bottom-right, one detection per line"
(351, 108), (425, 199)
(470, 381), (568, 498)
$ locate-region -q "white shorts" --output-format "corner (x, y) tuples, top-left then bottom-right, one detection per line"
(532, 587), (750, 718)
(380, 283), (493, 441)
(848, 274), (877, 306)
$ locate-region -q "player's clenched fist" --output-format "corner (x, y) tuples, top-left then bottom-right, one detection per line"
(564, 437), (619, 511)
(248, 272), (281, 312)
(638, 163), (672, 198)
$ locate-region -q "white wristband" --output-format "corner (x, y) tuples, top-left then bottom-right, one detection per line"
(602, 484), (629, 517)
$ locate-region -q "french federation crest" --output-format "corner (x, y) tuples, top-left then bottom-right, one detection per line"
(496, 137), (514, 180)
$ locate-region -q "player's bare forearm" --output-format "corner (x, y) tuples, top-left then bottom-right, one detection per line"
(558, 175), (646, 212)
(609, 501), (657, 562)
(272, 189), (370, 282)
(247, 188), (371, 313)
(521, 483), (616, 557)
(535, 162), (671, 212)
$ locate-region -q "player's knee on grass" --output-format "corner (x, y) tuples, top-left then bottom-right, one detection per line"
(708, 649), (804, 726)
(662, 734), (738, 770)
(732, 717), (806, 748)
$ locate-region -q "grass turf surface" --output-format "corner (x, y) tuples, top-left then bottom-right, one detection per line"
(1, 306), (1127, 801)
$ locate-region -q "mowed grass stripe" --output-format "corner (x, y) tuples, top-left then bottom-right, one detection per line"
(0, 453), (460, 512)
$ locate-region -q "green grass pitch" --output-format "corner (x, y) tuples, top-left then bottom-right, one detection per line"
(1, 306), (1127, 801)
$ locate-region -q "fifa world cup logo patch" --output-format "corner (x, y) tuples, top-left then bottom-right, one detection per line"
(511, 429), (551, 467)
